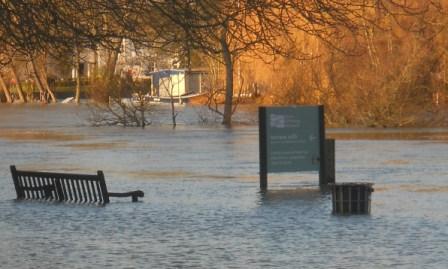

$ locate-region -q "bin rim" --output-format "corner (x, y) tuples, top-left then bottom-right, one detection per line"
(329, 182), (374, 186)
(329, 182), (374, 191)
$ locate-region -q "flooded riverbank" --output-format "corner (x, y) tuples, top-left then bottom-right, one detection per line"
(1, 104), (448, 268)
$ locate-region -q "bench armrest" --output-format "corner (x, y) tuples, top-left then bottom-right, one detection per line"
(108, 190), (144, 202)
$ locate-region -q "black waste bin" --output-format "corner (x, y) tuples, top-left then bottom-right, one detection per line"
(330, 183), (374, 214)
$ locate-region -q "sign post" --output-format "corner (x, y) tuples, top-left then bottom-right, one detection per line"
(259, 105), (327, 190)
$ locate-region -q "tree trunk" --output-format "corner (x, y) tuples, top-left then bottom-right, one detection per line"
(92, 49), (99, 81)
(221, 36), (234, 127)
(11, 63), (26, 103)
(170, 86), (178, 129)
(37, 55), (56, 103)
(30, 58), (46, 103)
(170, 97), (177, 128)
(166, 77), (177, 128)
(109, 51), (119, 80)
(75, 47), (81, 104)
(0, 73), (13, 103)
(186, 41), (192, 72)
(104, 48), (119, 81)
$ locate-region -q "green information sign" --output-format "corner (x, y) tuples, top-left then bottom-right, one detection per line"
(265, 106), (321, 172)
(259, 105), (325, 189)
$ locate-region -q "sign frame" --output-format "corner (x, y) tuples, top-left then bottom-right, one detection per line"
(259, 105), (326, 190)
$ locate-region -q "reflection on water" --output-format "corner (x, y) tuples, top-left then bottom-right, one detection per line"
(399, 184), (448, 193)
(61, 142), (129, 150)
(328, 128), (448, 140)
(258, 188), (326, 204)
(381, 159), (411, 165)
(0, 129), (84, 141)
(1, 104), (448, 268)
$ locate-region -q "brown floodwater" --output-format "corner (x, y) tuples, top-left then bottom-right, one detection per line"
(0, 103), (447, 268)
(0, 129), (83, 141)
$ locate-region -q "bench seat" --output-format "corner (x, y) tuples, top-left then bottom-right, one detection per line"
(10, 165), (144, 205)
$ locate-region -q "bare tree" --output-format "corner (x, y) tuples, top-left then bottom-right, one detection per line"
(158, 71), (183, 128)
(88, 74), (153, 127)
(0, 71), (13, 103)
(0, 0), (443, 127)
(133, 0), (432, 126)
(10, 61), (26, 103)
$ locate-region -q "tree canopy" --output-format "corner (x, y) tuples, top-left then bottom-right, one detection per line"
(0, 0), (445, 126)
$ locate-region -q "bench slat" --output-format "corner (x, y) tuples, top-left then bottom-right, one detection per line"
(80, 181), (87, 203)
(72, 179), (79, 202)
(85, 180), (93, 202)
(13, 170), (101, 181)
(22, 176), (31, 199)
(89, 181), (96, 203)
(33, 176), (40, 199)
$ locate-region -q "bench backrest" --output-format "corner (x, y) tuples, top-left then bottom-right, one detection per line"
(11, 165), (110, 205)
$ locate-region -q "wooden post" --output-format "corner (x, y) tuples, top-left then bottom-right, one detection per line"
(318, 106), (326, 186)
(332, 186), (337, 214)
(259, 107), (268, 190)
(324, 138), (336, 185)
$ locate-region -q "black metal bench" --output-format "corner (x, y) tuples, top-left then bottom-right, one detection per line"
(10, 165), (144, 205)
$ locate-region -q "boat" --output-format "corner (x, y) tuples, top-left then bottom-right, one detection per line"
(130, 92), (208, 105)
(149, 92), (208, 105)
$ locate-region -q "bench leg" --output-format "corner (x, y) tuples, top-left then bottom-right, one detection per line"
(55, 179), (65, 202)
(43, 186), (54, 199)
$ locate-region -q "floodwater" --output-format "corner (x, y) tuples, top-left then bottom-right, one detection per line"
(1, 104), (448, 268)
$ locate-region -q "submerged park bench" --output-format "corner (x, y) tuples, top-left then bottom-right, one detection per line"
(10, 165), (144, 205)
